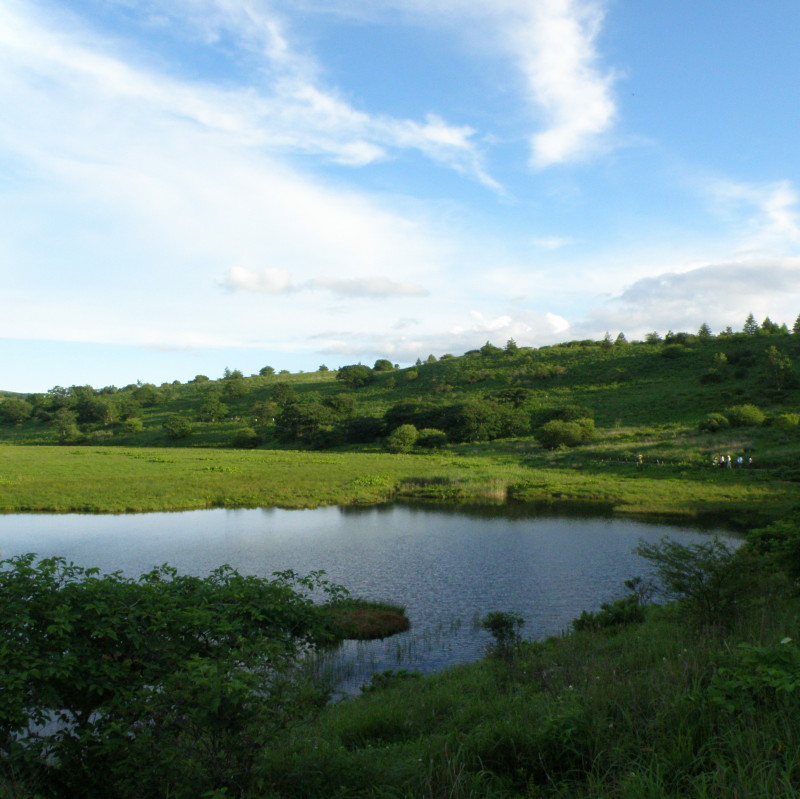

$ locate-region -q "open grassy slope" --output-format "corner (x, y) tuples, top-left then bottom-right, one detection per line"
(2, 330), (800, 518)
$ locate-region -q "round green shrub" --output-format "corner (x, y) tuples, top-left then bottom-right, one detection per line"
(163, 414), (192, 440)
(699, 413), (730, 432)
(773, 413), (800, 430)
(726, 404), (765, 427)
(536, 420), (586, 449)
(384, 424), (418, 453)
(123, 417), (144, 434)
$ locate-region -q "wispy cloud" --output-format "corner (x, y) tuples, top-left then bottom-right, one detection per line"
(711, 179), (800, 248)
(313, 277), (429, 298)
(258, 0), (618, 169)
(224, 268), (429, 298)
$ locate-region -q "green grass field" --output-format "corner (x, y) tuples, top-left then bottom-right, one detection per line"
(1, 443), (797, 521)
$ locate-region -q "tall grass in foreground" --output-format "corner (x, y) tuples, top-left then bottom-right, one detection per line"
(255, 574), (800, 798)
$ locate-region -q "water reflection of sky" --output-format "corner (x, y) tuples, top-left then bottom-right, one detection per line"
(0, 505), (737, 689)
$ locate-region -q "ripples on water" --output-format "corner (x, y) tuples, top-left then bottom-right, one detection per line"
(0, 503), (737, 692)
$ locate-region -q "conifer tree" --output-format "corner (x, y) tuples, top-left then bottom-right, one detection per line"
(697, 323), (712, 339)
(743, 313), (758, 335)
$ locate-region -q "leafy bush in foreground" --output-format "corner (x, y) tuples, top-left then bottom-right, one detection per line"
(0, 556), (346, 798)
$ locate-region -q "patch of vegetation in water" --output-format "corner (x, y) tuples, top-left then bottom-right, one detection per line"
(324, 598), (410, 641)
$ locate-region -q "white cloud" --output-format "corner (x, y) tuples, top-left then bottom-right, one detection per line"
(579, 257), (800, 338)
(517, 0), (617, 167)
(311, 306), (572, 362)
(711, 179), (800, 248)
(225, 266), (292, 293)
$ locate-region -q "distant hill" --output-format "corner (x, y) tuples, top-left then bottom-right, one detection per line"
(1, 330), (799, 462)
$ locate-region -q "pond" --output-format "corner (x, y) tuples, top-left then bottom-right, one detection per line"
(0, 503), (737, 692)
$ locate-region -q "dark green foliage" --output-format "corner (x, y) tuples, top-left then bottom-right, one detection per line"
(259, 365), (275, 376)
(661, 343), (687, 358)
(0, 398), (32, 424)
(492, 387), (531, 407)
(132, 383), (161, 406)
(231, 426), (260, 448)
(372, 358), (394, 372)
(384, 424), (418, 453)
(773, 412), (800, 429)
(746, 517), (800, 579)
(271, 382), (296, 406)
(122, 417), (144, 433)
(743, 313), (759, 335)
(0, 556), (345, 798)
(699, 412), (730, 432)
(416, 428), (448, 448)
(250, 399), (277, 424)
(384, 400), (443, 432)
(708, 637), (800, 713)
(52, 407), (80, 442)
(634, 536), (755, 627)
(196, 396), (229, 422)
(446, 399), (504, 442)
(700, 368), (725, 384)
(480, 610), (524, 659)
(323, 392), (356, 416)
(163, 414), (192, 439)
(665, 331), (698, 346)
(536, 418), (595, 449)
(342, 416), (385, 443)
(222, 376), (249, 401)
(761, 316), (782, 334)
(359, 669), (422, 694)
(544, 404), (594, 423)
(698, 322), (713, 339)
(571, 593), (645, 632)
(767, 345), (793, 389)
(336, 364), (374, 388)
(275, 400), (334, 443)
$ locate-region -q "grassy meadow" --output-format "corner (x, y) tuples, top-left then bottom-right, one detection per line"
(0, 443), (797, 521)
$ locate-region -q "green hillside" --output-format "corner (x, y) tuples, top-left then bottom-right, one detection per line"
(2, 328), (799, 455)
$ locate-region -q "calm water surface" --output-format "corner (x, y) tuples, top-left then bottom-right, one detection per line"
(0, 504), (736, 689)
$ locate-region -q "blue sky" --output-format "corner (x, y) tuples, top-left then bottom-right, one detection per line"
(3, 0), (800, 392)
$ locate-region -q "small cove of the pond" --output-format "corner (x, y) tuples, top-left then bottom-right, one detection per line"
(0, 503), (738, 692)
